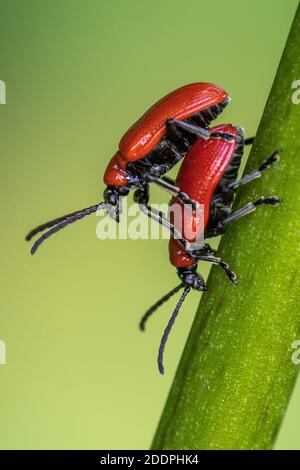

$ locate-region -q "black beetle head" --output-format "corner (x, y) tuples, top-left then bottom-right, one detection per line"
(104, 185), (131, 205)
(103, 186), (130, 221)
(177, 266), (207, 291)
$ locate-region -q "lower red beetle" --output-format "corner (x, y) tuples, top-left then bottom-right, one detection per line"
(26, 83), (231, 253)
(138, 124), (281, 374)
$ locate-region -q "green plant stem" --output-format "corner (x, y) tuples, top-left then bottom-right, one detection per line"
(152, 3), (300, 450)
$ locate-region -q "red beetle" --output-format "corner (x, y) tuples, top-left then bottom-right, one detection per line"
(26, 83), (230, 254)
(139, 124), (281, 374)
(104, 82), (229, 185)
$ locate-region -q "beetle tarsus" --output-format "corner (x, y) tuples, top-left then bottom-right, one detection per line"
(254, 196), (282, 207)
(187, 249), (238, 285)
(212, 195), (281, 235)
(244, 136), (256, 146)
(228, 148), (281, 190)
(258, 148), (282, 172)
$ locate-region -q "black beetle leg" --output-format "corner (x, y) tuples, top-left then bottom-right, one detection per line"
(193, 242), (217, 256)
(244, 136), (255, 146)
(167, 119), (210, 140)
(214, 196), (281, 236)
(133, 188), (190, 247)
(146, 175), (199, 210)
(161, 175), (176, 186)
(204, 195), (281, 240)
(228, 148), (281, 190)
(186, 245), (238, 285)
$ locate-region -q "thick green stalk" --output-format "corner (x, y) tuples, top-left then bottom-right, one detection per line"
(152, 3), (300, 450)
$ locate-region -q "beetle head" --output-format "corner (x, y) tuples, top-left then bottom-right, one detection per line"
(103, 185), (130, 221)
(177, 266), (207, 291)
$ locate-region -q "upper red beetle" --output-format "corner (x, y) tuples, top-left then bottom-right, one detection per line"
(105, 82), (229, 182)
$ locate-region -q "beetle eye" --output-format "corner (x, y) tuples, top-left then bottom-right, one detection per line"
(104, 187), (119, 206)
(108, 194), (118, 205)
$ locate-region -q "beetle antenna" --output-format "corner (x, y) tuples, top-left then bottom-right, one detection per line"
(158, 286), (190, 375)
(139, 283), (184, 332)
(28, 203), (107, 255)
(26, 203), (106, 241)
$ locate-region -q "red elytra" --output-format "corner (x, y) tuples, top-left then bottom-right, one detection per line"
(104, 83), (229, 187)
(169, 124), (240, 268)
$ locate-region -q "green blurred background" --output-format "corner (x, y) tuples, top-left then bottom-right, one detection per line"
(0, 0), (299, 450)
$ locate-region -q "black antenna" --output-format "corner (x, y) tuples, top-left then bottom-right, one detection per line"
(139, 283), (184, 331)
(28, 203), (106, 255)
(26, 203), (106, 241)
(158, 286), (191, 375)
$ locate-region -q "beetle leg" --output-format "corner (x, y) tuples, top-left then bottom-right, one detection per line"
(150, 176), (180, 195)
(138, 202), (174, 234)
(228, 148), (281, 190)
(147, 176), (199, 210)
(138, 203), (189, 246)
(206, 196), (281, 239)
(167, 119), (210, 140)
(133, 186), (172, 230)
(133, 188), (194, 247)
(161, 175), (176, 185)
(244, 136), (255, 146)
(186, 247), (237, 285)
(192, 243), (217, 256)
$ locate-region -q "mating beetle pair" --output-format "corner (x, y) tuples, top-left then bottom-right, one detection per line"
(26, 83), (281, 374)
(26, 83), (229, 252)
